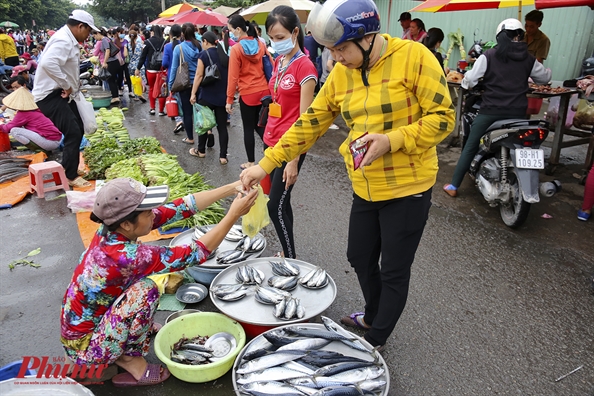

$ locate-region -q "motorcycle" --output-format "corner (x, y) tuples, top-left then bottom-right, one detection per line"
(462, 88), (551, 228)
(79, 60), (100, 86)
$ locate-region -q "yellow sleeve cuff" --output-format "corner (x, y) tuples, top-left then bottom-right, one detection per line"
(259, 156), (277, 174)
(388, 130), (405, 153)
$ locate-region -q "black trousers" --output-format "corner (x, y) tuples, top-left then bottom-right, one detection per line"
(4, 56), (19, 67)
(105, 60), (120, 99)
(36, 89), (84, 180)
(238, 97), (264, 163)
(178, 89), (194, 141)
(197, 100), (228, 159)
(264, 145), (306, 258)
(347, 189), (432, 347)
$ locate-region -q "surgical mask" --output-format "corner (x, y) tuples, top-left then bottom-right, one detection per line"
(229, 30), (238, 41)
(270, 36), (295, 56)
(119, 34), (125, 39)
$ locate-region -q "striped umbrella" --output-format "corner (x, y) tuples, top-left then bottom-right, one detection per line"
(158, 2), (202, 18)
(410, 0), (535, 19)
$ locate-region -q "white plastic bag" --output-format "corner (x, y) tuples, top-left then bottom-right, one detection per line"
(546, 94), (579, 129)
(66, 190), (97, 213)
(74, 91), (98, 135)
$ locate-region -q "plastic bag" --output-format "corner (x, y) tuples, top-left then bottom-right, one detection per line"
(97, 67), (111, 81)
(573, 99), (594, 130)
(66, 189), (97, 213)
(546, 94), (579, 129)
(242, 185), (270, 238)
(193, 103), (217, 136)
(74, 92), (98, 135)
(131, 75), (143, 96)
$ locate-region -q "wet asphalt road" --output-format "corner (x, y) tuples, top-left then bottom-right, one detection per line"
(0, 97), (592, 396)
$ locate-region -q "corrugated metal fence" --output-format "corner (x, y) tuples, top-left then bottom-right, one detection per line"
(375, 0), (594, 81)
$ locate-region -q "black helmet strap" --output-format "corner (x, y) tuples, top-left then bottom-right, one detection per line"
(354, 33), (377, 87)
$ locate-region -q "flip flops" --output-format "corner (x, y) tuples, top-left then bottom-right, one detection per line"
(219, 158), (228, 165)
(240, 162), (255, 170)
(173, 123), (184, 134)
(68, 176), (91, 188)
(182, 138), (194, 144)
(340, 312), (371, 330)
(112, 364), (170, 387)
(206, 132), (215, 148)
(189, 148), (206, 157)
(443, 184), (458, 197)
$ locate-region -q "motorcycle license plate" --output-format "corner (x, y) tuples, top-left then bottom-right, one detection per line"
(515, 149), (544, 169)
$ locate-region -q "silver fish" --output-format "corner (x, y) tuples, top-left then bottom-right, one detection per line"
(290, 384), (319, 396)
(299, 267), (319, 285)
(240, 381), (305, 396)
(211, 283), (244, 295)
(286, 328), (355, 342)
(281, 360), (316, 375)
(180, 342), (213, 353)
(314, 269), (328, 287)
(216, 249), (239, 261)
(268, 275), (298, 290)
(277, 338), (332, 351)
(288, 377), (353, 389)
(225, 226), (244, 241)
(217, 288), (248, 301)
(296, 299), (305, 319)
(273, 297), (287, 318)
(321, 316), (370, 353)
(241, 337), (274, 359)
(329, 366), (385, 383)
(236, 351), (306, 374)
(358, 379), (387, 392)
(236, 367), (306, 384)
(311, 385), (373, 396)
(314, 361), (378, 377)
(284, 297), (297, 320)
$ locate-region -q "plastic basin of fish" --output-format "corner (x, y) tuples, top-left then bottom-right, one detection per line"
(154, 312), (246, 383)
(185, 266), (225, 286)
(91, 95), (112, 109)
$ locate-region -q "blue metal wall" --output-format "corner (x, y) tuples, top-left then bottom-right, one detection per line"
(375, 0), (594, 81)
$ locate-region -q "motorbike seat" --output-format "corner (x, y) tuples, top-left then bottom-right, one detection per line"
(486, 119), (542, 133)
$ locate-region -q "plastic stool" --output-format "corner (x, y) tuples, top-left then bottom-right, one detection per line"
(29, 161), (70, 198)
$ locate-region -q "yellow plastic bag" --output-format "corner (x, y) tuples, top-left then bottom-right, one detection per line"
(242, 185), (270, 238)
(147, 272), (184, 295)
(131, 75), (143, 96)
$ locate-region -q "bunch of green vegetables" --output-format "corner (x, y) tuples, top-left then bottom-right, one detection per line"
(83, 137), (163, 180)
(105, 154), (225, 231)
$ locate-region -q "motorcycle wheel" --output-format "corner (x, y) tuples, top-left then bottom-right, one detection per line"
(0, 73), (11, 94)
(499, 170), (531, 228)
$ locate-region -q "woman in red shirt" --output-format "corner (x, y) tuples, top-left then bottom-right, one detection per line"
(263, 6), (317, 258)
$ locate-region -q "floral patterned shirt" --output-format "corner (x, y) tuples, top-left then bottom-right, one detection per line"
(61, 196), (208, 340)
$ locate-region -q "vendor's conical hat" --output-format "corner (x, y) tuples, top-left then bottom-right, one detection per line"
(2, 87), (38, 111)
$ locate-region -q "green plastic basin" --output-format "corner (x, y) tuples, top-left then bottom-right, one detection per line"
(154, 312), (245, 383)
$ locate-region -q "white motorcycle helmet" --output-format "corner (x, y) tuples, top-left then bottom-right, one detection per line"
(495, 18), (524, 37)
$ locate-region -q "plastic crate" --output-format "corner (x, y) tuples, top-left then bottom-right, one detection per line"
(0, 360), (37, 382)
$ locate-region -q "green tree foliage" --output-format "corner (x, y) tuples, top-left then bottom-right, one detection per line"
(210, 0), (266, 8)
(91, 0), (179, 25)
(0, 0), (75, 30)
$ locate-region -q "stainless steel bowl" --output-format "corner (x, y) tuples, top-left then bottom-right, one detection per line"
(175, 283), (208, 304)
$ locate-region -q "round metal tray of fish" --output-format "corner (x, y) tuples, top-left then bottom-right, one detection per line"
(209, 258), (337, 326)
(231, 320), (390, 396)
(169, 225), (266, 269)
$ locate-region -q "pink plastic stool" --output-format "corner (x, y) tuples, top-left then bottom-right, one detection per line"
(28, 161), (70, 198)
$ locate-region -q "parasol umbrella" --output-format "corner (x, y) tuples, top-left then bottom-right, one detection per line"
(0, 21), (19, 29)
(240, 0), (316, 25)
(149, 15), (178, 26)
(410, 0), (535, 19)
(535, 0), (594, 8)
(172, 9), (229, 27)
(159, 2), (202, 18)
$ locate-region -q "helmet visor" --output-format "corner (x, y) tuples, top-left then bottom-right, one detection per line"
(307, 2), (345, 48)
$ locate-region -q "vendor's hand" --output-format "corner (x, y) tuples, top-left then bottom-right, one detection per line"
(102, 62), (108, 69)
(360, 134), (391, 168)
(228, 188), (258, 218)
(190, 93), (196, 105)
(134, 69), (140, 77)
(61, 87), (73, 98)
(283, 160), (299, 190)
(225, 103), (233, 114)
(240, 165), (267, 190)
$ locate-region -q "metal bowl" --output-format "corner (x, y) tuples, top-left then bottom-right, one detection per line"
(165, 309), (202, 324)
(176, 283), (208, 304)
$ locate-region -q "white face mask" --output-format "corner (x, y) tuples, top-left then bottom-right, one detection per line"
(270, 35), (295, 56)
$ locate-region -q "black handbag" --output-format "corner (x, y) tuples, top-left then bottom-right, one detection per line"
(257, 95), (272, 128)
(201, 50), (221, 87)
(108, 39), (120, 57)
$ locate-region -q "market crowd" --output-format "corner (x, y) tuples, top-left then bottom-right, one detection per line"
(0, 1), (591, 389)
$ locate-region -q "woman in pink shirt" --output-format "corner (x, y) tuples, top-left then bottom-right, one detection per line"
(0, 87), (62, 151)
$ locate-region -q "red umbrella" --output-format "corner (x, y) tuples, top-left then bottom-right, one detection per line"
(171, 9), (228, 26)
(535, 0), (594, 8)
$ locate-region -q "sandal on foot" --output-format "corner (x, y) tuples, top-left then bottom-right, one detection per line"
(77, 168), (89, 177)
(340, 312), (371, 330)
(240, 162), (255, 170)
(71, 364), (119, 383)
(173, 123), (184, 134)
(189, 148), (205, 157)
(69, 176), (91, 188)
(138, 96), (147, 103)
(182, 138), (194, 144)
(112, 364), (170, 387)
(206, 132), (215, 148)
(443, 184), (458, 197)
(219, 158), (228, 165)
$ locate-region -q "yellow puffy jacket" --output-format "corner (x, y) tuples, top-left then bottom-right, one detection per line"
(0, 34), (18, 61)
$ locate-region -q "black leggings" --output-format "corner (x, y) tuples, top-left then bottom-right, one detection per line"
(178, 89), (194, 140)
(346, 189), (432, 347)
(105, 60), (121, 99)
(266, 145), (306, 259)
(239, 97), (264, 163)
(197, 100), (229, 159)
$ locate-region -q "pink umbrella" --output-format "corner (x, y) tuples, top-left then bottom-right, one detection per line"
(170, 9), (228, 27)
(535, 0), (594, 8)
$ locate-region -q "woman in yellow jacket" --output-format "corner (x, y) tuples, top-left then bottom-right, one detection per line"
(0, 28), (19, 66)
(241, 0), (455, 351)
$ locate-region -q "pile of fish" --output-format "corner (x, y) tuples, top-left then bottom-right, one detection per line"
(254, 285), (291, 305)
(0, 157), (31, 184)
(225, 225), (245, 241)
(299, 267), (329, 289)
(211, 283), (250, 301)
(235, 316), (387, 396)
(216, 235), (266, 265)
(268, 275), (298, 291)
(170, 334), (214, 365)
(273, 296), (305, 320)
(236, 264), (265, 284)
(270, 260), (300, 277)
